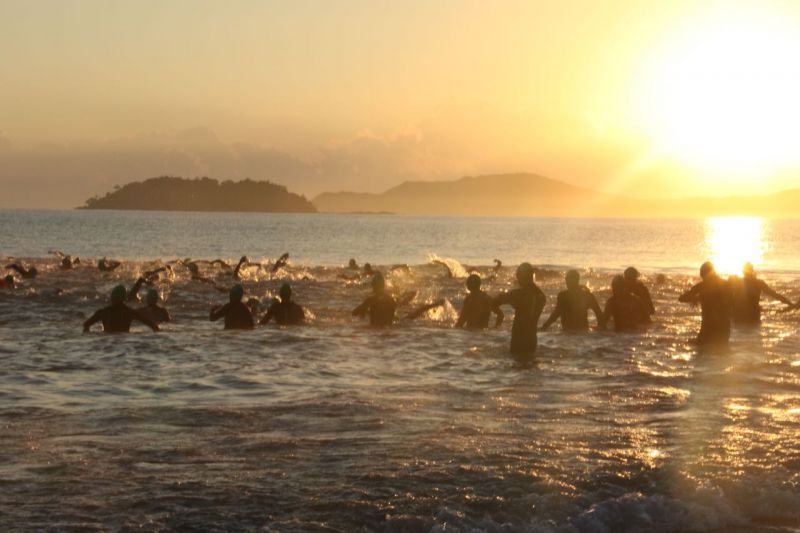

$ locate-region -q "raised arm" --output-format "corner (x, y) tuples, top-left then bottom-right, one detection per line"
(210, 304), (227, 322)
(83, 310), (103, 332)
(352, 297), (371, 318)
(679, 283), (702, 304)
(760, 280), (793, 306)
(127, 277), (147, 302)
(233, 256), (248, 280)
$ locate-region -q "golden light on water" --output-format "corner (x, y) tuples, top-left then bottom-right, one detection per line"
(704, 216), (767, 276)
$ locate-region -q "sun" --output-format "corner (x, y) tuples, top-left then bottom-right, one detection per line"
(635, 6), (800, 182)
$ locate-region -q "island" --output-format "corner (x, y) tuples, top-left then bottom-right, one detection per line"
(81, 176), (316, 213)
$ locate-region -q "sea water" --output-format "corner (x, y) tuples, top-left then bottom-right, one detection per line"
(1, 209), (799, 531)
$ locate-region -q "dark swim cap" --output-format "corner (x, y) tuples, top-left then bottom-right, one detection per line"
(611, 275), (625, 294)
(371, 273), (385, 291)
(700, 262), (715, 278)
(624, 267), (639, 280)
(111, 284), (126, 304)
(743, 262), (754, 275)
(565, 269), (580, 284)
(516, 263), (534, 285)
(146, 288), (159, 305)
(230, 284), (244, 301)
(279, 283), (292, 300)
(466, 274), (481, 290)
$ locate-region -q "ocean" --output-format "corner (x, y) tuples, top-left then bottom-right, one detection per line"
(1, 209), (799, 532)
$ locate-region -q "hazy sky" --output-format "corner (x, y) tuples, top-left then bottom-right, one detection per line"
(2, 0), (800, 207)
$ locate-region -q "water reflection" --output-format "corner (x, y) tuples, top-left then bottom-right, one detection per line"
(704, 216), (767, 276)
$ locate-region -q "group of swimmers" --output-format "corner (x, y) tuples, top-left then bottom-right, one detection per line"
(4, 253), (799, 359)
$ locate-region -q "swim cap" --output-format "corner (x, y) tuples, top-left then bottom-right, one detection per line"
(743, 262), (754, 275)
(371, 273), (385, 291)
(111, 284), (127, 304)
(279, 283), (292, 300)
(229, 284), (244, 301)
(623, 267), (639, 280)
(188, 263), (199, 274)
(466, 274), (481, 291)
(146, 288), (159, 305)
(700, 261), (715, 278)
(565, 269), (580, 284)
(364, 263), (373, 275)
(516, 263), (534, 285)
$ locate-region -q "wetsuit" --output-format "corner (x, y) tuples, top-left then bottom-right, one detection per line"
(210, 302), (254, 330)
(260, 300), (305, 325)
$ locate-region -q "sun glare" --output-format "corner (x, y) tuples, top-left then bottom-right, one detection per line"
(704, 216), (766, 276)
(637, 6), (800, 181)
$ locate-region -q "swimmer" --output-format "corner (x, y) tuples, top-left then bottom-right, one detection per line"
(431, 259), (454, 278)
(83, 284), (159, 333)
(98, 257), (122, 272)
(540, 269), (602, 332)
(455, 274), (504, 329)
(210, 284), (254, 330)
(0, 274), (15, 289)
(730, 262), (793, 325)
(272, 253), (290, 272)
(6, 263), (37, 279)
(259, 283), (305, 325)
(679, 262), (732, 348)
(347, 258), (359, 270)
(50, 251), (80, 269)
(493, 259), (503, 272)
(353, 273), (397, 327)
(599, 275), (649, 332)
(137, 288), (171, 324)
(494, 263), (546, 358)
(623, 267), (655, 318)
(233, 256), (250, 280)
(143, 265), (171, 279)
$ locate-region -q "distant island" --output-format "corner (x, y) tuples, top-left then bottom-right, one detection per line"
(313, 173), (800, 218)
(82, 176), (316, 213)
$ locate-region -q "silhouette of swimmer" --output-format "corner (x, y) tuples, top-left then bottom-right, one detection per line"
(98, 257), (122, 272)
(431, 259), (454, 278)
(679, 262), (732, 347)
(6, 263), (37, 279)
(494, 263), (546, 358)
(730, 262), (793, 325)
(493, 259), (503, 272)
(599, 275), (649, 332)
(353, 273), (397, 327)
(50, 251), (80, 269)
(363, 263), (374, 276)
(260, 283), (305, 325)
(541, 270), (602, 331)
(623, 267), (655, 318)
(138, 289), (171, 324)
(210, 284), (254, 330)
(83, 285), (159, 333)
(272, 253), (290, 272)
(0, 274), (15, 289)
(348, 258), (359, 270)
(456, 274), (504, 329)
(233, 256), (250, 280)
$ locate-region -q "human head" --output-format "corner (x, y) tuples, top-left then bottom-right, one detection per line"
(624, 267), (639, 281)
(565, 269), (580, 289)
(146, 288), (159, 306)
(188, 262), (199, 274)
(743, 262), (755, 277)
(348, 258), (357, 268)
(110, 284), (127, 304)
(363, 263), (373, 275)
(62, 257), (72, 268)
(371, 273), (385, 292)
(229, 284), (244, 303)
(700, 261), (715, 279)
(279, 283), (292, 302)
(611, 275), (625, 296)
(516, 263), (534, 287)
(4, 274), (14, 286)
(466, 274), (481, 292)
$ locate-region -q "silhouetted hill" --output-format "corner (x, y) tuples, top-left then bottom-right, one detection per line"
(313, 173), (800, 217)
(82, 176), (316, 213)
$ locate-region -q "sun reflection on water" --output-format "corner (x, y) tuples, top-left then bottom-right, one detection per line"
(704, 216), (767, 276)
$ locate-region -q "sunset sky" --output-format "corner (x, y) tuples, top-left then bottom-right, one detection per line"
(2, 0), (800, 208)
